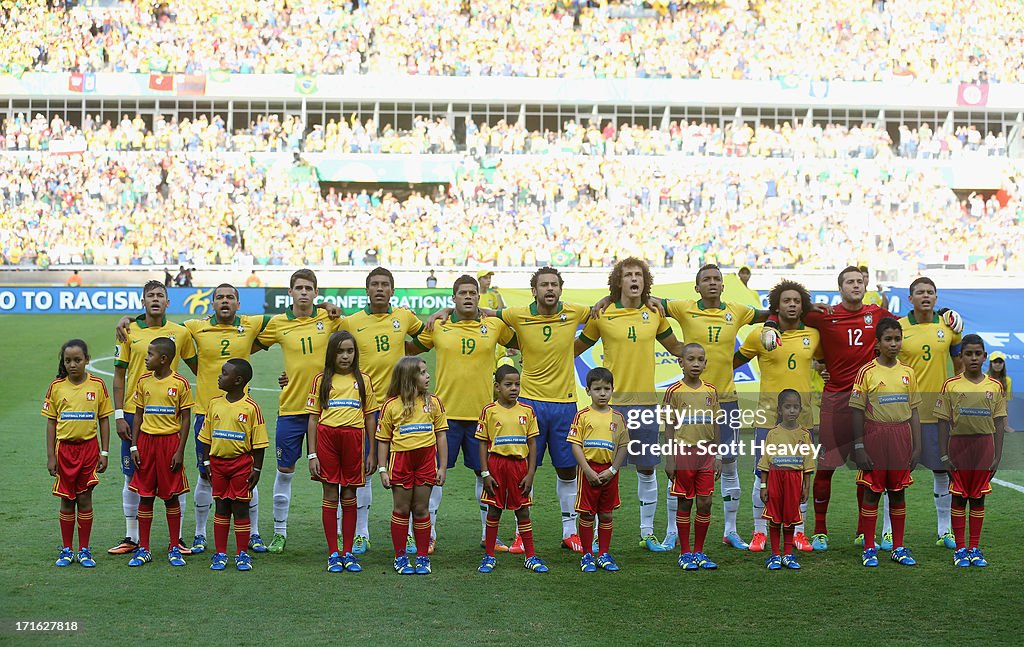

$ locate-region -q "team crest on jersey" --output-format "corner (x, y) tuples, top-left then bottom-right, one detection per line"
(307, 397), (315, 408)
(316, 321), (325, 331)
(852, 388), (862, 398)
(392, 320), (401, 330)
(568, 427), (578, 438)
(476, 422), (484, 434)
(902, 376), (910, 385)
(935, 398), (943, 408)
(86, 392), (96, 401)
(986, 391), (994, 400)
(238, 413), (249, 423)
(610, 422), (618, 432)
(725, 313), (733, 322)
(641, 311), (650, 321)
(43, 401), (50, 411)
(937, 330), (945, 339)
(167, 387), (178, 397)
(864, 314), (873, 325)
(480, 325), (488, 335)
(518, 416), (528, 425)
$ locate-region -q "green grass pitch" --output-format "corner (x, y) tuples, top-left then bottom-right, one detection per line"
(1, 314), (1022, 645)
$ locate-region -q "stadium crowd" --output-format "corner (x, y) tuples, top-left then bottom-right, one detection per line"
(1, 112), (1011, 160)
(2, 0), (1022, 82)
(2, 153), (1021, 270)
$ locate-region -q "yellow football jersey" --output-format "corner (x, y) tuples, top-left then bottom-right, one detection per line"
(756, 425), (816, 473)
(479, 290), (502, 311)
(306, 371), (377, 428)
(114, 317), (196, 406)
(579, 303), (671, 405)
(935, 375), (1007, 436)
(738, 325), (821, 427)
(42, 374), (113, 442)
(256, 310), (342, 416)
(185, 314), (270, 414)
(198, 395), (269, 459)
(133, 371), (194, 436)
(898, 313), (962, 424)
(498, 302), (591, 402)
(475, 401), (539, 459)
(567, 406), (628, 463)
(339, 307), (424, 406)
(662, 379), (719, 445)
(849, 360), (921, 423)
(415, 314), (514, 420)
(376, 394), (448, 452)
(666, 299), (756, 402)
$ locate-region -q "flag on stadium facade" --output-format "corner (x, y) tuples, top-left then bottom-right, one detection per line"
(67, 72), (96, 93)
(149, 73), (173, 91)
(956, 83), (989, 107)
(208, 69), (231, 83)
(175, 74), (206, 96)
(294, 73), (318, 95)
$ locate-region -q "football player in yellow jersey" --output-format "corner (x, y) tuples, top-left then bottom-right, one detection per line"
(575, 258), (685, 552)
(338, 267), (426, 555)
(660, 264), (773, 551)
(733, 280), (820, 553)
(428, 266), (592, 554)
(252, 269), (343, 553)
(410, 275), (516, 551)
(894, 277), (962, 549)
(115, 282), (338, 555)
(109, 280), (197, 557)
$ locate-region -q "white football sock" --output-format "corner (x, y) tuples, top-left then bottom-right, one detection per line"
(934, 472), (951, 535)
(123, 474), (139, 542)
(637, 471), (658, 537)
(476, 476), (487, 540)
(752, 473), (767, 534)
(272, 470), (294, 536)
(796, 500), (807, 535)
(881, 492), (892, 536)
(356, 482), (372, 538)
(665, 481), (678, 537)
(720, 461), (741, 536)
(556, 477), (578, 539)
(248, 487), (260, 536)
(429, 485), (442, 541)
(193, 477), (213, 537)
(177, 493), (187, 537)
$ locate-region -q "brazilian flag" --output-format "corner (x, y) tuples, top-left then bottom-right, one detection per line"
(294, 74), (318, 95)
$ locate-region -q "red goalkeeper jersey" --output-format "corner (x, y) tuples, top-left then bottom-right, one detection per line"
(804, 304), (894, 393)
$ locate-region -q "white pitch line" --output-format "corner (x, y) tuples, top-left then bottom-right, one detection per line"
(88, 356), (280, 393)
(992, 478), (1024, 494)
